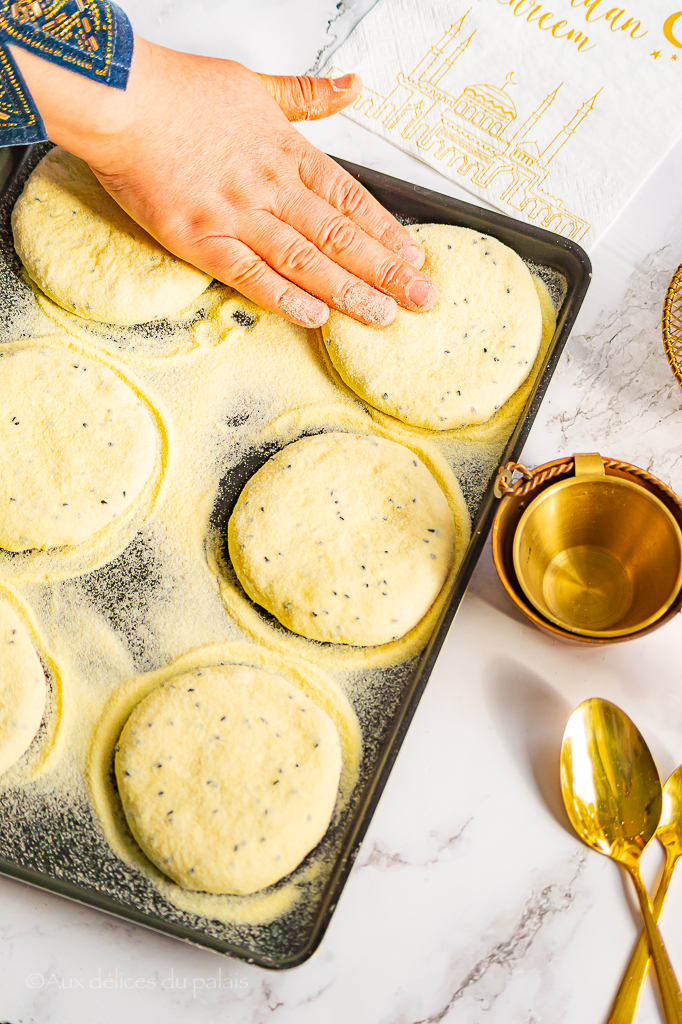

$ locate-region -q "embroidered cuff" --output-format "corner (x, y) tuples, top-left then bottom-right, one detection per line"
(0, 1), (133, 145)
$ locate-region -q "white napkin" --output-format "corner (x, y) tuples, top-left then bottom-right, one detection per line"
(325, 0), (682, 248)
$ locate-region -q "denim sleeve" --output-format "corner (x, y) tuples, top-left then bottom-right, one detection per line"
(0, 1), (134, 146)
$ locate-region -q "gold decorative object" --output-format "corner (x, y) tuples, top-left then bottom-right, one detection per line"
(560, 699), (682, 1024)
(492, 455), (682, 643)
(608, 764), (682, 1023)
(512, 453), (682, 637)
(663, 263), (682, 389)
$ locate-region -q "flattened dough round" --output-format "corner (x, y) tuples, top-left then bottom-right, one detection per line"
(323, 224), (543, 429)
(0, 600), (46, 774)
(115, 664), (342, 895)
(12, 147), (212, 325)
(0, 346), (157, 551)
(228, 432), (456, 646)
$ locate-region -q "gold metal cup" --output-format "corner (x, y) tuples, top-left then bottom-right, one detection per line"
(493, 454), (682, 643)
(491, 454), (679, 638)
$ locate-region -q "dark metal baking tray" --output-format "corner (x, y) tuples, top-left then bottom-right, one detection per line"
(0, 145), (590, 969)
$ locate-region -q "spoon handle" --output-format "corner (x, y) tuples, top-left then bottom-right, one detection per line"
(607, 850), (679, 1024)
(627, 863), (682, 1024)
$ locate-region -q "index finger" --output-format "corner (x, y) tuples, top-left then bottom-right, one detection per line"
(298, 148), (426, 270)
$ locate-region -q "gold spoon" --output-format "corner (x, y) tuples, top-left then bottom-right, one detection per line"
(607, 764), (682, 1023)
(560, 698), (682, 1024)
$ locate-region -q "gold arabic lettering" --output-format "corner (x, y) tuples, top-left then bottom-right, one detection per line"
(569, 0), (647, 37)
(496, 0), (596, 49)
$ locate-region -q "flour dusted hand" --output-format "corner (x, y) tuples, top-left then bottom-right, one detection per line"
(8, 39), (437, 329)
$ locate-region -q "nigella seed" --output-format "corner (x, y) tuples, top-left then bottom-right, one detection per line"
(231, 309), (256, 328)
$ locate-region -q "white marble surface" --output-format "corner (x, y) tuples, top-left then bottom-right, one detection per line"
(4, 2), (682, 1022)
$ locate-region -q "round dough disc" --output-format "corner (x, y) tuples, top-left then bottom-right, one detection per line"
(0, 600), (47, 774)
(323, 223), (543, 429)
(228, 432), (456, 646)
(115, 665), (342, 895)
(0, 346), (157, 551)
(12, 147), (212, 325)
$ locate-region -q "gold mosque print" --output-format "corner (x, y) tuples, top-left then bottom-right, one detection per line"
(330, 10), (601, 241)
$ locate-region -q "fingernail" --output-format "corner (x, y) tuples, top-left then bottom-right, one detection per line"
(399, 243), (425, 269)
(331, 74), (355, 92)
(280, 293), (328, 328)
(336, 284), (396, 327)
(406, 278), (438, 310)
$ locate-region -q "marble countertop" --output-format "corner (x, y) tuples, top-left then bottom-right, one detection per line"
(5, 2), (682, 1022)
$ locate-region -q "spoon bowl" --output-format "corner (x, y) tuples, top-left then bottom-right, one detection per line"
(560, 697), (661, 867)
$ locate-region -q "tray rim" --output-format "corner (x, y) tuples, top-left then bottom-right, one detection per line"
(0, 145), (591, 970)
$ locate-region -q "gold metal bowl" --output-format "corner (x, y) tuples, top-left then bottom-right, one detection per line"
(492, 455), (682, 644)
(663, 263), (682, 388)
(512, 454), (682, 636)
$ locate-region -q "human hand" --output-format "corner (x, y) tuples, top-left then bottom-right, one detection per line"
(11, 37), (437, 328)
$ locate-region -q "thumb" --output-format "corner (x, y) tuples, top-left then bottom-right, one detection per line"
(256, 72), (362, 122)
